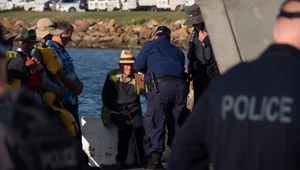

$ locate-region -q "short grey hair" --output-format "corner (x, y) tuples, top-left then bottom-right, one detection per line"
(56, 21), (74, 34)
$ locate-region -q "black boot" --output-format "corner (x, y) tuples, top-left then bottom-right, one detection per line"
(145, 152), (163, 170)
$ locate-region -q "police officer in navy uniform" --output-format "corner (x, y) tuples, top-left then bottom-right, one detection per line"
(134, 26), (189, 170)
(184, 4), (220, 104)
(168, 1), (300, 170)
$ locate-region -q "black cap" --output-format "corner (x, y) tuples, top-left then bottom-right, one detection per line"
(155, 26), (171, 36)
(183, 3), (204, 26)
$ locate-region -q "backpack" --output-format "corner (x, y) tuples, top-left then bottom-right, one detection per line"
(0, 88), (88, 170)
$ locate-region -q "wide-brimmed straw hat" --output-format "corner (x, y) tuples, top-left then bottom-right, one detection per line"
(183, 3), (204, 26)
(14, 29), (39, 43)
(35, 18), (64, 38)
(119, 50), (135, 64)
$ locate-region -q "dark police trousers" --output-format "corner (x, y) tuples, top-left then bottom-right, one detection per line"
(193, 65), (210, 104)
(111, 113), (145, 163)
(145, 79), (188, 153)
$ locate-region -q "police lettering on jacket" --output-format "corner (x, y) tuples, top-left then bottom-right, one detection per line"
(221, 95), (293, 123)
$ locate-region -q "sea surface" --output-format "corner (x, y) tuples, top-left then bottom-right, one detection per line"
(67, 48), (187, 118)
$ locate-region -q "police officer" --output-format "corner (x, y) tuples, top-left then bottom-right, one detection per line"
(168, 1), (300, 170)
(184, 4), (220, 104)
(134, 26), (189, 170)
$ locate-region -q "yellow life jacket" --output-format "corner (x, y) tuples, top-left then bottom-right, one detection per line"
(6, 51), (21, 89)
(43, 91), (78, 136)
(35, 45), (63, 75)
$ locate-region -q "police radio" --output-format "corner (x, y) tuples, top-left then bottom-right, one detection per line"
(150, 72), (159, 93)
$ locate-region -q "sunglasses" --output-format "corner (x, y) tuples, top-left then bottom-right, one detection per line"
(277, 10), (300, 19)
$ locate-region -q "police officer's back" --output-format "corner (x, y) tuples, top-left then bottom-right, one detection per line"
(134, 26), (188, 170)
(168, 1), (300, 170)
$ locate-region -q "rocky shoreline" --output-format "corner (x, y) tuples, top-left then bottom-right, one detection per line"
(1, 17), (193, 50)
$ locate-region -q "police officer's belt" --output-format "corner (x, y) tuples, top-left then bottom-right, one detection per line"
(146, 76), (177, 85)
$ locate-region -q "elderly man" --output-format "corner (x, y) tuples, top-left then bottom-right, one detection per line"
(184, 4), (220, 105)
(102, 49), (145, 169)
(168, 1), (300, 170)
(45, 21), (84, 144)
(134, 26), (189, 170)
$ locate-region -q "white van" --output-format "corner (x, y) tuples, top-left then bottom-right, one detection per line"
(157, 0), (185, 11)
(23, 0), (47, 11)
(121, 0), (136, 11)
(137, 0), (157, 11)
(135, 0), (183, 11)
(88, 0), (97, 10)
(97, 0), (119, 11)
(170, 0), (185, 11)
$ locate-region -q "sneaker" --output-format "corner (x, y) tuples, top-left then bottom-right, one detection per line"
(145, 152), (163, 170)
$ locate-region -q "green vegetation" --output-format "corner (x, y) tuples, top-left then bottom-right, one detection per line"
(0, 11), (186, 24)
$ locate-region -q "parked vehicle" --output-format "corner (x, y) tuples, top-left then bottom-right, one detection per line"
(122, 0), (136, 11)
(0, 0), (8, 10)
(132, 0), (183, 11)
(23, 0), (48, 11)
(57, 0), (85, 12)
(87, 0), (97, 10)
(169, 0), (185, 11)
(44, 0), (59, 11)
(184, 0), (195, 8)
(79, 0), (87, 10)
(14, 0), (26, 8)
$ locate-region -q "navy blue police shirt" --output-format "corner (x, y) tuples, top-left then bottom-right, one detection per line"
(167, 44), (300, 170)
(134, 37), (185, 82)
